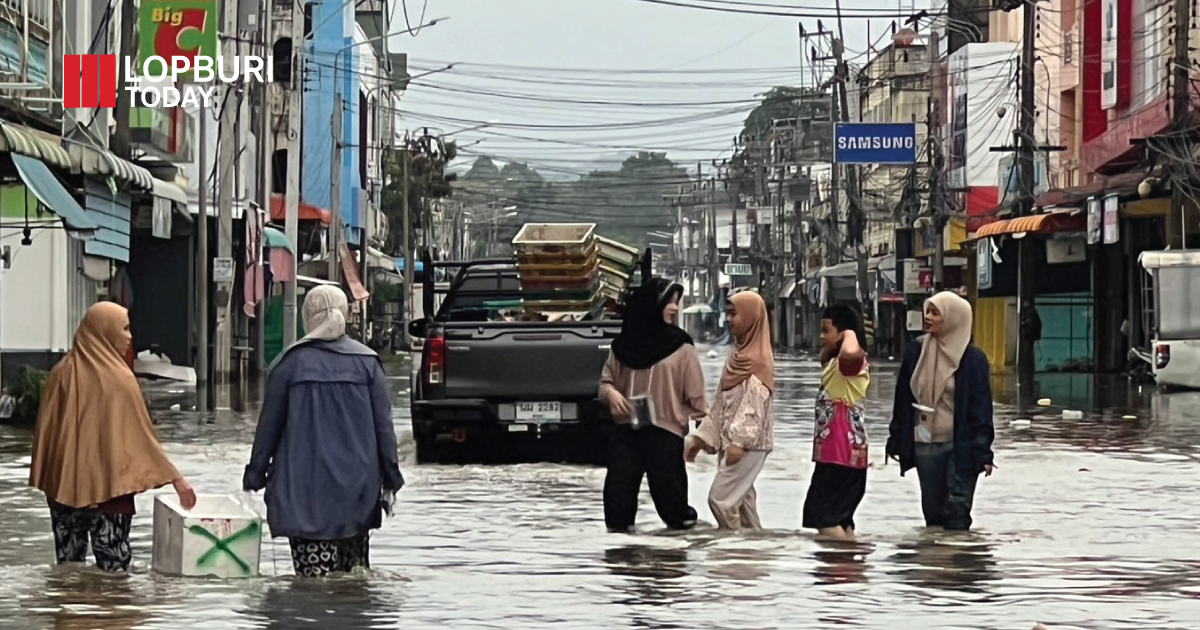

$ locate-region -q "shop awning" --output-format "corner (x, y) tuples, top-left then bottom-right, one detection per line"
(0, 121), (71, 170)
(11, 153), (97, 235)
(973, 212), (1087, 239)
(263, 226), (294, 253)
(269, 193), (331, 225)
(780, 277), (797, 299)
(68, 142), (154, 190)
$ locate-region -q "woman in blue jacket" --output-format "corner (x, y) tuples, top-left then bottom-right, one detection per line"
(886, 291), (995, 531)
(244, 286), (404, 577)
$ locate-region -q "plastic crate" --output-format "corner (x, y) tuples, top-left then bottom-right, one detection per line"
(152, 494), (262, 578)
(512, 223), (596, 253)
(596, 236), (640, 271)
(521, 268), (600, 291)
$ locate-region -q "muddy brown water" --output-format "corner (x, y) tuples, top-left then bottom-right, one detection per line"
(1, 351), (1198, 629)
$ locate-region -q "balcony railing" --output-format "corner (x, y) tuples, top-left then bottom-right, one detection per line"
(0, 0), (50, 29)
(1064, 32), (1074, 65)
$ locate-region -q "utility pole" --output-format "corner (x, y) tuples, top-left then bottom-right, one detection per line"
(255, 0), (272, 379)
(283, 0), (304, 348)
(830, 0), (868, 312)
(329, 103), (342, 282)
(197, 116), (210, 411)
(929, 97), (946, 290)
(1170, 0), (1192, 249)
(213, 0), (239, 410)
(111, 0), (136, 158)
(401, 148), (414, 343)
(708, 175), (719, 304)
(1015, 0), (1038, 378)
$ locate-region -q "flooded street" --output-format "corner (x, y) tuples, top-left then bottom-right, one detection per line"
(2, 350), (1200, 629)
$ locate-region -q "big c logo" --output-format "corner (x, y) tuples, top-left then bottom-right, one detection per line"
(63, 55), (118, 108)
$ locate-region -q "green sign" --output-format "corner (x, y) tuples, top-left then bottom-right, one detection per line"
(137, 0), (220, 78)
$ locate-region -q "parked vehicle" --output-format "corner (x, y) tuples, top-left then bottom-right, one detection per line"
(1138, 250), (1200, 390)
(406, 255), (625, 464)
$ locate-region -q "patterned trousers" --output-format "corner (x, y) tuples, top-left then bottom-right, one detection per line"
(49, 506), (133, 572)
(288, 535), (370, 577)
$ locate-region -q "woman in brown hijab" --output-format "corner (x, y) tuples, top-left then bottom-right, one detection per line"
(29, 302), (196, 572)
(686, 291), (775, 529)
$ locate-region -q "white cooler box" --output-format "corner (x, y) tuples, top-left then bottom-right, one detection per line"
(152, 494), (263, 578)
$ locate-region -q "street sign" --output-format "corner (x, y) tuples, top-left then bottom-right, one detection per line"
(213, 257), (235, 283)
(725, 263), (752, 276)
(833, 122), (918, 164)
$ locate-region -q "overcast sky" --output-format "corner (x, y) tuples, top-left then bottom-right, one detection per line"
(384, 0), (926, 175)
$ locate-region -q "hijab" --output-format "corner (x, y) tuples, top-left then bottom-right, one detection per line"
(719, 290), (775, 393)
(29, 302), (180, 508)
(910, 291), (974, 409)
(610, 276), (694, 370)
(301, 285), (349, 341)
(267, 285), (352, 370)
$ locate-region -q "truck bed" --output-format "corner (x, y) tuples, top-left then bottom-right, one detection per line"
(435, 321), (618, 401)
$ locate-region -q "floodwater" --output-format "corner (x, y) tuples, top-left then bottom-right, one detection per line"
(1, 351), (1200, 629)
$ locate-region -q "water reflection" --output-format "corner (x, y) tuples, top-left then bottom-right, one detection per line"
(29, 571), (149, 630)
(252, 577), (405, 630)
(811, 540), (872, 585)
(888, 534), (999, 594)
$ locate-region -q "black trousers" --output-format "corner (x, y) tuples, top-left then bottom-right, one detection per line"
(603, 425), (697, 532)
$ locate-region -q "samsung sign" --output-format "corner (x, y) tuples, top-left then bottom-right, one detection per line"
(833, 122), (919, 164)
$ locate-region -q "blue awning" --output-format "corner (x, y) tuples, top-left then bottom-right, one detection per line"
(10, 153), (96, 237)
(394, 258), (424, 273)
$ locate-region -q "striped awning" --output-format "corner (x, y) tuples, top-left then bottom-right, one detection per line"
(971, 211), (1088, 239)
(0, 121), (72, 170)
(68, 142), (154, 191)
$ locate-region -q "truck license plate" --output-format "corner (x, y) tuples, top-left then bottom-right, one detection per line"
(516, 402), (561, 422)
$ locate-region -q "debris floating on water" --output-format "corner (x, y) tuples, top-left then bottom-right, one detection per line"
(1123, 414), (1137, 420)
(706, 349), (719, 359)
(169, 404), (181, 411)
(1062, 410), (1084, 420)
(1037, 398), (1052, 406)
(1010, 419), (1032, 429)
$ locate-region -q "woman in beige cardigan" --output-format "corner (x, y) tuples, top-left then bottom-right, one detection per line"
(599, 271), (707, 533)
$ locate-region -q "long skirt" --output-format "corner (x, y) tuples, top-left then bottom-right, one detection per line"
(288, 535), (370, 577)
(802, 463), (867, 531)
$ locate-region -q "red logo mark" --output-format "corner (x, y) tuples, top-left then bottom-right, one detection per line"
(63, 54), (117, 108)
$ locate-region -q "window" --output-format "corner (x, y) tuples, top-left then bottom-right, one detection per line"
(273, 38), (292, 84)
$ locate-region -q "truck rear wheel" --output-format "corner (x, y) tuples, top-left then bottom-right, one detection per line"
(414, 435), (444, 464)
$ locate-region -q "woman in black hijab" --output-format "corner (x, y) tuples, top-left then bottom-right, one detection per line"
(598, 252), (708, 532)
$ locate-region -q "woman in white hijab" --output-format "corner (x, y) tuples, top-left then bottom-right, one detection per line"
(886, 291), (995, 531)
(245, 286), (404, 577)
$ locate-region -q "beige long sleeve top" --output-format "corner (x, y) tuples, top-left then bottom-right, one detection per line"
(693, 375), (774, 452)
(598, 345), (709, 437)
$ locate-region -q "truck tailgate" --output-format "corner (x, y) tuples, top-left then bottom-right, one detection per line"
(439, 323), (617, 400)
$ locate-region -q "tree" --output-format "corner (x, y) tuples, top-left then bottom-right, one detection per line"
(380, 136), (458, 256)
(741, 86), (826, 141)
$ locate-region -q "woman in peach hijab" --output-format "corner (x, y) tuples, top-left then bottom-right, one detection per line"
(686, 291), (775, 529)
(29, 302), (196, 572)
